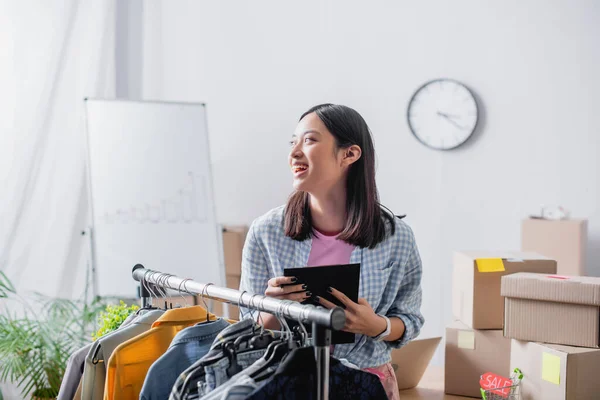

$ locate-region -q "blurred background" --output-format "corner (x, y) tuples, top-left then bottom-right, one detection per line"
(1, 1), (599, 397)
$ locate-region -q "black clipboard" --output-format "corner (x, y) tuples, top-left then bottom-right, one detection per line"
(284, 263), (360, 344)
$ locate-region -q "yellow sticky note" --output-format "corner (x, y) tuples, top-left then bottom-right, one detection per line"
(542, 352), (561, 385)
(457, 330), (475, 350)
(475, 258), (505, 273)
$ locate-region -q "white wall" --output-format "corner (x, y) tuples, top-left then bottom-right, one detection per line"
(140, 0), (600, 363)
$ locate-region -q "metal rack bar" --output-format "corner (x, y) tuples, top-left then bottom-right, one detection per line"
(132, 264), (345, 400)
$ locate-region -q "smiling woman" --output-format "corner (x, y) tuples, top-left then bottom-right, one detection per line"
(239, 104), (424, 400)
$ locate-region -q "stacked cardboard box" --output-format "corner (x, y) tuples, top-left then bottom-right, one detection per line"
(502, 273), (600, 398)
(445, 251), (557, 397)
(521, 218), (588, 276)
(199, 225), (248, 320)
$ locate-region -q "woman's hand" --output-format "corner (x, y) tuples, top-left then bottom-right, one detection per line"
(264, 276), (311, 302)
(259, 276), (311, 330)
(317, 287), (387, 337)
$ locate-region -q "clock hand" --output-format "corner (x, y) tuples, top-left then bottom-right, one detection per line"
(444, 117), (466, 130)
(437, 111), (467, 130)
(436, 111), (462, 119)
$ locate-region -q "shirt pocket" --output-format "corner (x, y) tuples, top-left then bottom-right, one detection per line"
(380, 260), (396, 270)
(374, 261), (396, 289)
(360, 261), (395, 308)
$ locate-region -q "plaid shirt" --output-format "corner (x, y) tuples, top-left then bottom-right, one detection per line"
(239, 206), (424, 368)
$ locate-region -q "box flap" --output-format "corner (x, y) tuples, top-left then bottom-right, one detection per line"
(447, 320), (472, 331)
(541, 342), (600, 355)
(391, 337), (441, 390)
(501, 273), (600, 306)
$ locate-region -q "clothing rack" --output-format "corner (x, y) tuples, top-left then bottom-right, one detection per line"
(132, 264), (346, 400)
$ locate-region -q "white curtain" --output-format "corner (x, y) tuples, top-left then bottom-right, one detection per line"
(0, 0), (116, 302)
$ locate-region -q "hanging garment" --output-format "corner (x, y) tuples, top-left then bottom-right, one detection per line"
(217, 375), (259, 400)
(243, 347), (387, 400)
(169, 319), (262, 400)
(197, 326), (296, 399)
(140, 318), (231, 400)
(57, 342), (93, 400)
(74, 376), (83, 399)
(198, 353), (278, 400)
(200, 349), (267, 397)
(57, 311), (139, 400)
(81, 309), (163, 400)
(104, 306), (217, 400)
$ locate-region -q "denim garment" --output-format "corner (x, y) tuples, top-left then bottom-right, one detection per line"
(140, 318), (230, 400)
(200, 349), (266, 396)
(200, 356), (277, 400)
(169, 319), (257, 400)
(220, 375), (260, 400)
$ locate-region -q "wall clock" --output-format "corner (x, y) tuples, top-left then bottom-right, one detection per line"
(407, 79), (479, 150)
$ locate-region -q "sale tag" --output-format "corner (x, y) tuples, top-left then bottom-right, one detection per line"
(480, 372), (513, 398)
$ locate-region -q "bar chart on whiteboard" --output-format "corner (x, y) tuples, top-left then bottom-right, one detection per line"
(101, 172), (209, 225)
(85, 99), (223, 298)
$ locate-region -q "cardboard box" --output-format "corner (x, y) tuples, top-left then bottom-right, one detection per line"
(453, 251), (557, 329)
(222, 225), (249, 277)
(197, 275), (241, 320)
(445, 321), (511, 398)
(502, 273), (600, 348)
(225, 275), (241, 320)
(510, 339), (600, 399)
(390, 337), (441, 390)
(521, 218), (588, 276)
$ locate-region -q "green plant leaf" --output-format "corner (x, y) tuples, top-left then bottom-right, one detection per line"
(0, 271), (16, 297)
(0, 272), (109, 397)
(92, 301), (138, 341)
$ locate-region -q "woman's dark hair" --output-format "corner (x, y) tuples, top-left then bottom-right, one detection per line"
(284, 103), (396, 249)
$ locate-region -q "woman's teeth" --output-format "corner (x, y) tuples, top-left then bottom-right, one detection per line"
(293, 165), (308, 173)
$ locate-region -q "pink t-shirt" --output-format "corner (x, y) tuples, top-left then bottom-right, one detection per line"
(306, 229), (399, 398)
(307, 229), (355, 266)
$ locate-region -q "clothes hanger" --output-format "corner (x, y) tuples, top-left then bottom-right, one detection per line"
(248, 297), (277, 350)
(249, 301), (299, 379)
(138, 270), (160, 312)
(234, 295), (275, 351)
(176, 278), (193, 308)
(224, 291), (259, 377)
(199, 283), (214, 323)
(293, 305), (310, 348)
(162, 273), (178, 309)
(154, 272), (171, 310)
(233, 295), (261, 348)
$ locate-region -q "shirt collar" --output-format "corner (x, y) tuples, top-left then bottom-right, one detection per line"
(170, 318), (230, 346)
(133, 309), (165, 325)
(151, 306), (216, 328)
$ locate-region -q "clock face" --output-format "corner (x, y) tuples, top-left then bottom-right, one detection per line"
(407, 79), (479, 150)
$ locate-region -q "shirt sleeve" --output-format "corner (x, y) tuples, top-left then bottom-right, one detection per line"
(239, 220), (271, 320)
(385, 231), (424, 349)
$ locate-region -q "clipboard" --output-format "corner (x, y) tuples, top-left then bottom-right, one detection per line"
(284, 263), (360, 344)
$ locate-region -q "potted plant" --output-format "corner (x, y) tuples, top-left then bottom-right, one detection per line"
(0, 271), (104, 399)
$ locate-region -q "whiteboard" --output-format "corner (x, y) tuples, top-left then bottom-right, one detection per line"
(84, 99), (223, 298)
